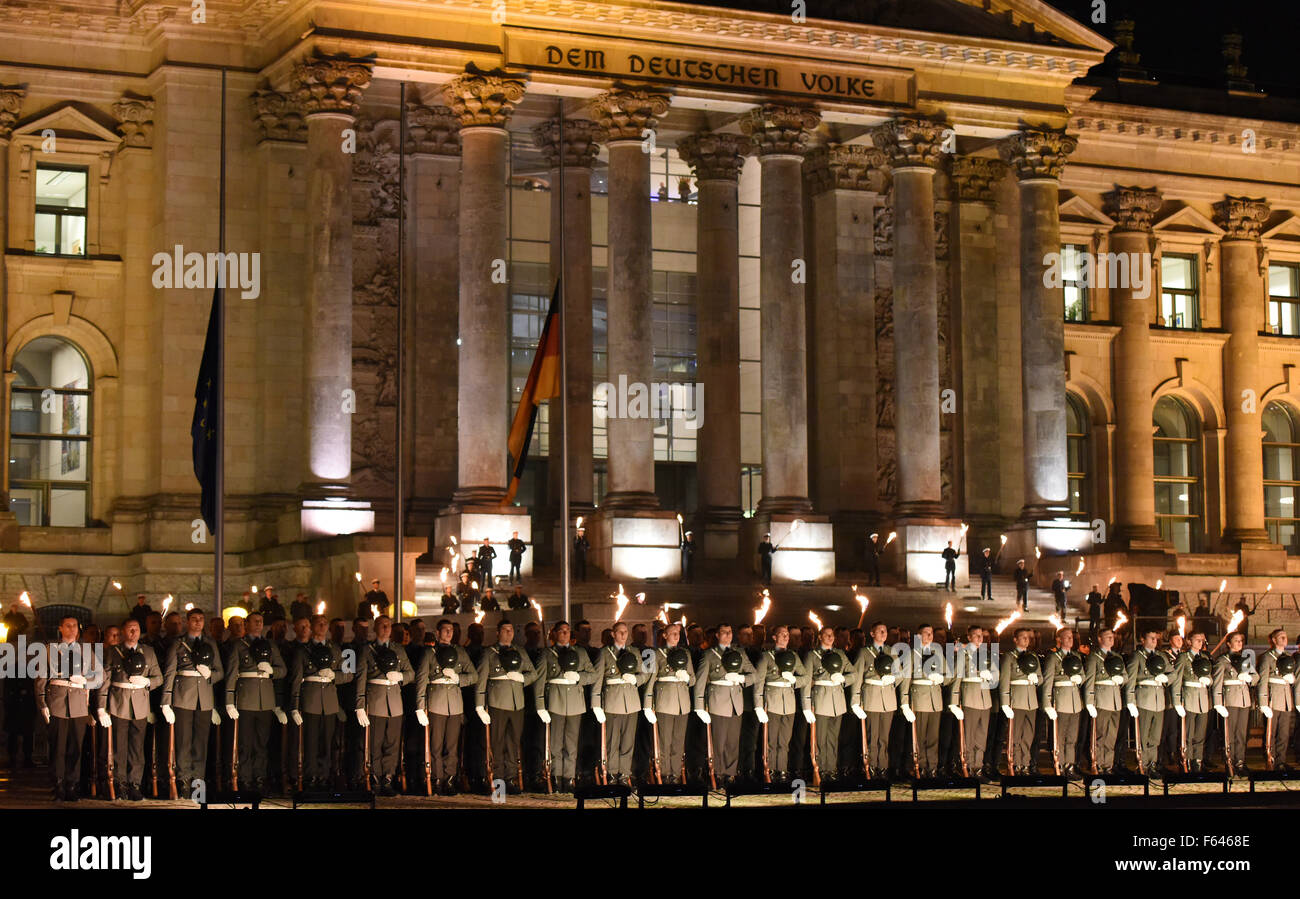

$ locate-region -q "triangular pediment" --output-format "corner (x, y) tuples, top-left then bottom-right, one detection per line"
(12, 103), (122, 145)
(1153, 204), (1225, 237)
(1263, 214), (1300, 243)
(1059, 192), (1115, 226)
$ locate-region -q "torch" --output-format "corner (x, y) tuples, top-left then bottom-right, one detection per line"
(316, 600), (326, 616)
(0, 623), (8, 643)
(162, 595), (173, 616)
(1176, 615), (1186, 638)
(994, 534), (1008, 564)
(754, 589), (771, 626)
(676, 513), (684, 543)
(958, 522), (969, 552)
(944, 603), (953, 631)
(994, 610), (1022, 636)
(1076, 558), (1085, 577)
(531, 599), (543, 625)
(807, 610), (823, 631)
(612, 584), (629, 623)
(886, 531), (897, 548)
(854, 588), (870, 628)
(1210, 609), (1246, 655)
(1048, 613), (1064, 631)
(19, 591), (31, 609)
(773, 518), (804, 550)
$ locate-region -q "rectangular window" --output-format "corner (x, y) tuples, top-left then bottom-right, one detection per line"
(1269, 263), (1300, 336)
(1159, 254), (1199, 330)
(1061, 244), (1089, 322)
(34, 165), (88, 257)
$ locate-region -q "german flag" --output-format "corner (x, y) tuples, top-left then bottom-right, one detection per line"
(504, 282), (561, 505)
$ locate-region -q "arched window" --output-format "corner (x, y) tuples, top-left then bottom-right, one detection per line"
(1263, 402), (1300, 553)
(8, 336), (91, 527)
(1153, 395), (1201, 552)
(1066, 394), (1089, 515)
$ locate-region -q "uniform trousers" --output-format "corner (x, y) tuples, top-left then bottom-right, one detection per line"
(961, 707), (989, 772)
(814, 714), (841, 773)
(302, 712), (337, 782)
(709, 713), (742, 777)
(49, 716), (86, 787)
(865, 711), (892, 773)
(366, 714), (403, 781)
(1051, 712), (1080, 770)
(236, 709), (272, 784)
(763, 712), (794, 775)
(487, 707), (523, 783)
(1224, 707), (1249, 766)
(1183, 711), (1208, 764)
(1267, 708), (1294, 766)
(1091, 708), (1121, 771)
(604, 712), (636, 776)
(1136, 709), (1163, 766)
(548, 713), (582, 780)
(173, 708), (211, 785)
(428, 712), (461, 781)
(914, 711), (940, 772)
(1008, 709), (1035, 769)
(110, 716), (148, 787)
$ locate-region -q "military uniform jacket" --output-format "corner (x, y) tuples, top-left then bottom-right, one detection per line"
(289, 640), (354, 716)
(904, 646), (949, 713)
(752, 649), (807, 716)
(1041, 649), (1084, 714)
(856, 644), (900, 713)
(223, 637), (288, 711)
(693, 646), (756, 717)
(417, 643), (479, 716)
(1124, 648), (1168, 712)
(1172, 650), (1211, 714)
(1083, 648), (1125, 712)
(802, 647), (856, 716)
(950, 645), (994, 710)
(1257, 648), (1296, 712)
(161, 635), (225, 711)
(644, 647), (696, 715)
(1211, 654), (1255, 709)
(998, 649), (1040, 710)
(474, 644), (539, 712)
(36, 641), (102, 718)
(355, 642), (415, 717)
(531, 645), (594, 716)
(98, 644), (163, 720)
(592, 645), (652, 714)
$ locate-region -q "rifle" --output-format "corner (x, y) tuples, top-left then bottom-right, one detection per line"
(809, 717), (820, 786)
(761, 718), (771, 784)
(423, 720), (432, 795)
(1131, 713), (1143, 772)
(957, 712), (969, 778)
(1265, 712), (1275, 770)
(89, 721), (98, 798)
(149, 719), (158, 798)
(650, 713), (663, 785)
(543, 717), (553, 793)
(231, 715), (239, 790)
(910, 717), (921, 779)
(168, 719), (178, 798)
(598, 717), (608, 786)
(861, 716), (869, 779)
(105, 718), (115, 800)
(362, 715), (371, 791)
(1050, 714), (1061, 775)
(298, 715), (305, 792)
(705, 719), (716, 789)
(484, 719), (494, 790)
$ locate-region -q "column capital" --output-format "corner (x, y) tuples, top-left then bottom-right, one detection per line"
(872, 115), (947, 169)
(1213, 195), (1270, 241)
(677, 131), (753, 181)
(532, 118), (605, 169)
(588, 87), (672, 142)
(949, 155), (1007, 203)
(1102, 185), (1163, 233)
(112, 94), (154, 148)
(249, 89), (306, 143)
(739, 104), (820, 157)
(0, 84), (25, 140)
(444, 63), (527, 128)
(999, 126), (1077, 181)
(804, 143), (885, 194)
(291, 52), (375, 118)
(406, 101), (460, 156)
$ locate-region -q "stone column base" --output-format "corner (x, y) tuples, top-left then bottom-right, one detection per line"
(743, 513), (836, 584)
(435, 505), (534, 582)
(1239, 543), (1287, 576)
(697, 507), (742, 561)
(1003, 518), (1095, 577)
(587, 509), (682, 582)
(0, 510), (17, 552)
(300, 498), (375, 539)
(890, 519), (967, 587)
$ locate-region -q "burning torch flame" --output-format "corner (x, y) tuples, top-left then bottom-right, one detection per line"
(370, 604), (380, 620)
(474, 609), (485, 625)
(808, 610), (823, 631)
(1218, 579), (1228, 594)
(19, 591), (31, 608)
(440, 568), (448, 585)
(679, 615), (687, 629)
(1034, 547), (1041, 560)
(1048, 613), (1064, 631)
(251, 585), (258, 595)
(575, 517), (583, 530)
(886, 532), (897, 546)
(471, 581), (478, 592)
(1155, 579), (1162, 590)
(1176, 615), (1186, 637)
(613, 584), (629, 622)
(449, 536), (457, 546)
(635, 592), (646, 605)
(754, 589), (771, 625)
(657, 608), (669, 625)
(944, 603), (953, 630)
(316, 600), (326, 615)
(994, 610), (1022, 635)
(162, 595), (173, 615)
(112, 581), (122, 591)
(1266, 583), (1273, 593)
(854, 588), (869, 615)
(1107, 576), (1117, 586)
(0, 623), (7, 642)
(676, 513), (683, 524)
(1226, 609), (1245, 633)
(184, 602), (194, 612)
(530, 599), (543, 624)
(1000, 534), (1008, 545)
(1113, 610), (1128, 630)
(1076, 559), (1085, 576)
(355, 571), (362, 582)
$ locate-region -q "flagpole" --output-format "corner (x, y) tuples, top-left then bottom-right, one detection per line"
(214, 68), (226, 619)
(557, 98), (571, 624)
(394, 83), (406, 623)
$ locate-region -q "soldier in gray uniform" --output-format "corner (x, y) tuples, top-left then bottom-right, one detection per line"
(160, 607), (224, 796)
(354, 615), (414, 795)
(1211, 632), (1256, 774)
(1083, 626), (1125, 773)
(752, 624), (806, 783)
(951, 624), (994, 780)
(36, 615), (99, 801)
(644, 622), (695, 784)
(902, 623), (948, 778)
(288, 614), (354, 790)
(97, 619), (162, 800)
(592, 621), (652, 785)
(802, 626), (860, 782)
(222, 611), (288, 792)
(856, 622), (899, 779)
(1041, 626), (1084, 777)
(533, 620), (595, 792)
(693, 623), (756, 786)
(474, 619), (539, 793)
(415, 618), (478, 795)
(998, 627), (1041, 775)
(1125, 627), (1170, 776)
(1256, 627), (1295, 770)
(1172, 631), (1213, 772)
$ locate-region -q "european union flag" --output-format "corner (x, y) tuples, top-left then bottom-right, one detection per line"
(191, 286), (221, 534)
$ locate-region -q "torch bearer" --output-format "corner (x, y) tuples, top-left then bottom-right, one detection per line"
(854, 588), (870, 629)
(773, 518), (804, 550)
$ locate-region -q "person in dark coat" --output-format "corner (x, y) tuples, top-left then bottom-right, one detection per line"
(680, 531), (697, 584)
(975, 547), (994, 600)
(864, 532), (881, 587)
(573, 528), (590, 582)
(506, 531), (526, 584)
(758, 533), (775, 584)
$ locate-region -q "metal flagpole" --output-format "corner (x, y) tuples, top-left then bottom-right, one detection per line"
(215, 68), (226, 617)
(558, 98), (571, 624)
(395, 83), (406, 622)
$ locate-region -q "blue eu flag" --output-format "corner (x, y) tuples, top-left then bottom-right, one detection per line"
(191, 287), (221, 534)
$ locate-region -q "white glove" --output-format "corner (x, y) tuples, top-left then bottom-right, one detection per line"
(1001, 704), (1014, 720)
(979, 669), (993, 682)
(415, 709), (429, 727)
(1027, 673), (1040, 686)
(695, 709), (711, 725)
(594, 707), (607, 724)
(901, 704), (916, 724)
(1174, 705), (1185, 718)
(803, 709), (815, 724)
(565, 671), (583, 684)
(1199, 676), (1212, 687)
(1045, 707), (1057, 721)
(1155, 673), (1168, 685)
(881, 673), (896, 686)
(643, 709), (656, 725)
(506, 671), (525, 683)
(852, 704), (867, 720)
(474, 707), (490, 726)
(536, 709), (550, 725)
(830, 672), (845, 686)
(146, 711), (155, 724)
(97, 709), (112, 728)
(196, 664), (211, 680)
(129, 675), (149, 688)
(357, 709), (371, 728)
(1110, 676), (1125, 687)
(948, 704), (964, 721)
(441, 668), (457, 681)
(677, 670), (691, 683)
(1126, 703), (1139, 718)
(622, 673), (639, 685)
(212, 709), (222, 725)
(1214, 704), (1229, 718)
(273, 707), (287, 725)
(754, 708), (768, 724)
(257, 661), (274, 675)
(1085, 703), (1097, 718)
(291, 710), (303, 726)
(1285, 673), (1296, 685)
(41, 708), (51, 724)
(318, 667), (335, 682)
(1069, 674), (1082, 685)
(226, 704), (239, 720)
(781, 671), (797, 683)
(386, 670), (403, 684)
(1262, 705), (1273, 719)
(69, 674), (87, 687)
(929, 674), (945, 686)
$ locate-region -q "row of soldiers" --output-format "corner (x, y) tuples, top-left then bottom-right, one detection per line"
(27, 606), (1299, 800)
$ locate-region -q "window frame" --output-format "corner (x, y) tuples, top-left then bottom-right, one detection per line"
(1065, 393), (1089, 516)
(1268, 262), (1300, 337)
(1263, 401), (1300, 553)
(1152, 395), (1202, 552)
(33, 163), (90, 258)
(1158, 252), (1200, 331)
(1061, 243), (1090, 323)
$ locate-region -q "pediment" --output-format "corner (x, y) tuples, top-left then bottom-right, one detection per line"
(12, 103), (122, 145)
(1059, 192), (1115, 226)
(1263, 213), (1300, 243)
(1152, 204), (1225, 237)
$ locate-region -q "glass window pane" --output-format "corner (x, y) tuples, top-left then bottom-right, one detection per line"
(61, 215), (86, 256)
(37, 167), (87, 209)
(1269, 264), (1299, 298)
(49, 488), (86, 528)
(1162, 255), (1194, 289)
(9, 488), (42, 527)
(34, 212), (58, 255)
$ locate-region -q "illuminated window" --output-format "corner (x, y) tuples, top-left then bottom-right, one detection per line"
(34, 166), (88, 257)
(1159, 254), (1199, 330)
(1269, 263), (1300, 336)
(1066, 394), (1089, 515)
(1061, 244), (1089, 323)
(1264, 402), (1300, 553)
(1153, 396), (1201, 552)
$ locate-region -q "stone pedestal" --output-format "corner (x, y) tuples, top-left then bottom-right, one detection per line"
(587, 509), (682, 582)
(742, 514), (836, 584)
(1239, 544), (1287, 576)
(890, 520), (967, 587)
(1002, 518), (1095, 578)
(435, 506), (534, 580)
(300, 498), (375, 539)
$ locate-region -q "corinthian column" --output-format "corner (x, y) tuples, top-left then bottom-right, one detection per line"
(0, 86), (23, 542)
(444, 65), (526, 504)
(1103, 186), (1163, 544)
(292, 54), (372, 488)
(677, 131), (752, 557)
(740, 104), (820, 515)
(1001, 127), (1078, 520)
(1214, 195), (1272, 546)
(589, 87), (671, 510)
